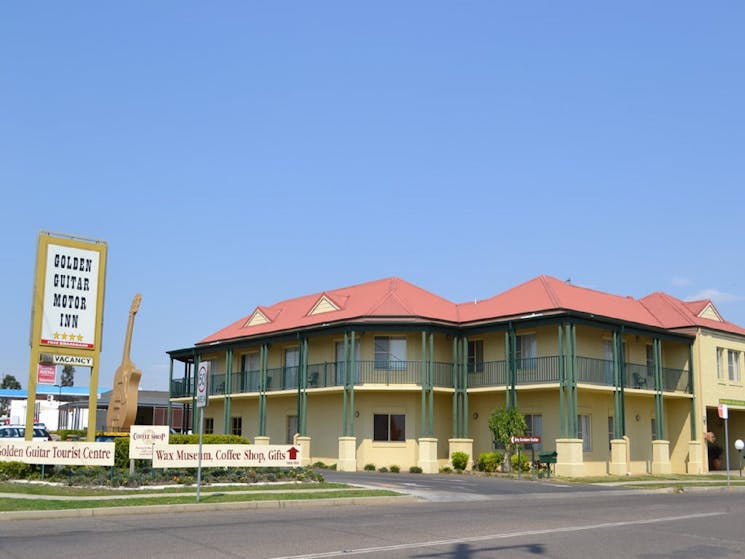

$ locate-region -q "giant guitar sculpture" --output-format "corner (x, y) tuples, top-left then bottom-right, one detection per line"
(106, 294), (143, 432)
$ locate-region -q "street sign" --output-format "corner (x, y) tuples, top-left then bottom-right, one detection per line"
(718, 403), (728, 419)
(510, 435), (541, 445)
(196, 362), (210, 408)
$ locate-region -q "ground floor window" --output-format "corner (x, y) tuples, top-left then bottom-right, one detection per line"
(373, 413), (405, 441)
(231, 416), (242, 436)
(578, 415), (591, 451)
(204, 417), (214, 434)
(286, 415), (298, 443)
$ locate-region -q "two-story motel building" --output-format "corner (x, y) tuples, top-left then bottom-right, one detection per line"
(167, 276), (745, 476)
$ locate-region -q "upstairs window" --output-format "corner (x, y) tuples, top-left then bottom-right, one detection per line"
(717, 348), (725, 380)
(516, 334), (537, 369)
(728, 350), (741, 382)
(467, 340), (484, 373)
(374, 337), (406, 370)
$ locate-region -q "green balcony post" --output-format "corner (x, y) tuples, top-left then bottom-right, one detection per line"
(167, 358), (174, 429)
(224, 348), (233, 435)
(654, 338), (664, 440)
(559, 325), (566, 438)
(191, 353), (200, 433)
(349, 331), (356, 436)
(452, 335), (460, 436)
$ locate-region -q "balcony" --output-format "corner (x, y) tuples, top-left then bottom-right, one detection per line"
(170, 357), (690, 397)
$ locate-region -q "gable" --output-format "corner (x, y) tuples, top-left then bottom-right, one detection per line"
(308, 295), (340, 316)
(244, 309), (270, 327)
(698, 303), (722, 321)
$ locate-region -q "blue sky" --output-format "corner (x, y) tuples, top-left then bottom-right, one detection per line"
(1, 2), (743, 392)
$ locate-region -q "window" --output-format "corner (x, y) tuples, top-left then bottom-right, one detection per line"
(646, 345), (655, 377)
(241, 352), (260, 372)
(525, 414), (543, 451)
(578, 415), (591, 451)
(284, 348), (299, 388)
(717, 348), (725, 380)
(373, 413), (405, 441)
(608, 416), (614, 450)
(516, 334), (536, 369)
(728, 350), (740, 382)
(374, 337), (406, 369)
(651, 418), (657, 441)
(231, 416), (242, 436)
(335, 341), (361, 384)
(467, 340), (484, 373)
(204, 417), (214, 434)
(286, 415), (298, 443)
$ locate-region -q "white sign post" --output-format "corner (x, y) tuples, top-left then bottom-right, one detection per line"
(196, 362), (210, 502)
(719, 404), (731, 488)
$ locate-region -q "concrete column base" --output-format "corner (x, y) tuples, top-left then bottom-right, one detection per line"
(609, 438), (629, 476)
(338, 436), (357, 472)
(294, 435), (311, 466)
(555, 438), (584, 477)
(418, 437), (439, 473)
(651, 440), (671, 475)
(687, 440), (705, 474)
(254, 436), (270, 445)
(448, 438), (474, 470)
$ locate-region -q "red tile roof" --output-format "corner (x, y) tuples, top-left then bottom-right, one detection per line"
(197, 275), (745, 344)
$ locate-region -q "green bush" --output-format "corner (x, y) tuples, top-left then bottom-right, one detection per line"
(364, 463), (376, 471)
(511, 452), (531, 473)
(0, 461), (33, 479)
(169, 434), (250, 445)
(378, 466), (388, 473)
(451, 451), (469, 471)
(439, 466), (453, 473)
(477, 451), (503, 473)
(57, 429), (86, 441)
(389, 465), (400, 473)
(409, 466), (423, 473)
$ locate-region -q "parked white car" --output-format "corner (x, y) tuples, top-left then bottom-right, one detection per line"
(0, 424), (52, 441)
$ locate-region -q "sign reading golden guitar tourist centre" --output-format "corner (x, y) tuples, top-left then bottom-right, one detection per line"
(0, 441), (115, 466)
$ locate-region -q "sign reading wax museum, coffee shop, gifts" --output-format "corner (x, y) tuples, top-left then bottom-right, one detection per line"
(151, 444), (302, 468)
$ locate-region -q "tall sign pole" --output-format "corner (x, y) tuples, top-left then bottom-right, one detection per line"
(196, 361), (210, 502)
(26, 232), (107, 441)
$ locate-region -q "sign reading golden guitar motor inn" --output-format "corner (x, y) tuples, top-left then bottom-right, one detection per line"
(26, 231), (107, 441)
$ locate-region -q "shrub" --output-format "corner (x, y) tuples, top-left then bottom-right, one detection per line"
(477, 451), (503, 473)
(409, 466), (423, 473)
(0, 461), (32, 480)
(390, 465), (400, 473)
(378, 466), (388, 473)
(364, 463), (376, 471)
(511, 453), (531, 473)
(440, 466), (453, 473)
(451, 451), (469, 471)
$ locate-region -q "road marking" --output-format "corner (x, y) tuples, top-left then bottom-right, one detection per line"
(269, 512), (725, 559)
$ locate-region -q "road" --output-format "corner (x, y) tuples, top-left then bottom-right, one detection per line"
(1, 474), (744, 558)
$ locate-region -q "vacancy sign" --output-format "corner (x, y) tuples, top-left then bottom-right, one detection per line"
(152, 444), (302, 468)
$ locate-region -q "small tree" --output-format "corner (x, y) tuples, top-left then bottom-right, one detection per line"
(0, 374), (22, 416)
(488, 406), (528, 472)
(61, 365), (75, 386)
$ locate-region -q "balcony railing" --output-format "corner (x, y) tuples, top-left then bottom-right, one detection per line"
(170, 357), (690, 396)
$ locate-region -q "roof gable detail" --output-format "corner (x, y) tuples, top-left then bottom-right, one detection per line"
(244, 308), (271, 327)
(695, 302), (722, 322)
(308, 294), (341, 316)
